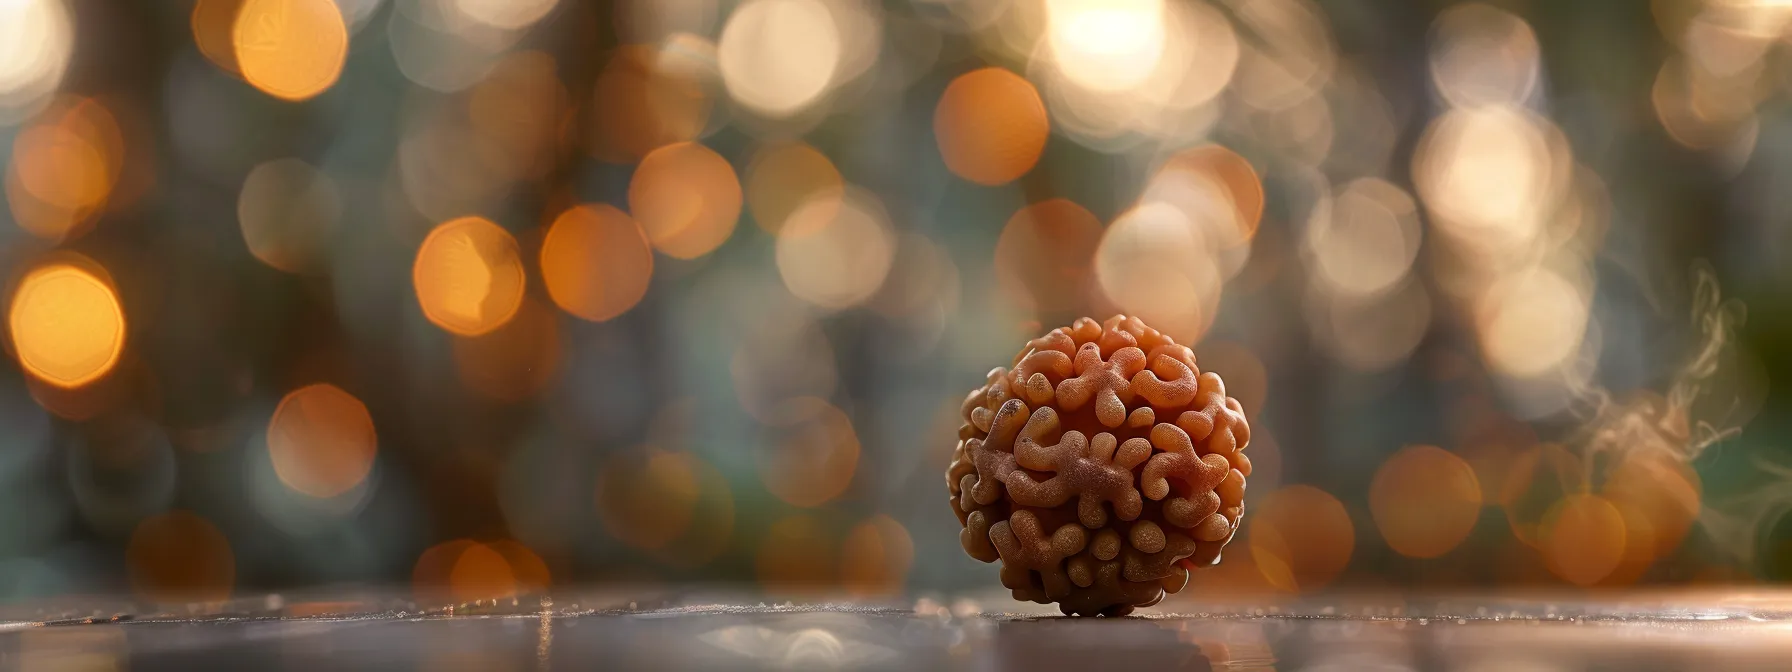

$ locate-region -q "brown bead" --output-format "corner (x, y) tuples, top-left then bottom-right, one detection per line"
(947, 315), (1252, 615)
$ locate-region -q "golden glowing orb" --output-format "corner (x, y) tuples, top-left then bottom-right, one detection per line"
(412, 216), (526, 336)
(1368, 445), (1482, 559)
(233, 0), (348, 101)
(840, 514), (914, 597)
(1542, 493), (1627, 587)
(267, 383), (377, 499)
(934, 67), (1049, 186)
(540, 204), (654, 322)
(1249, 485), (1354, 593)
(757, 514), (836, 592)
(192, 0), (248, 74)
(8, 261), (125, 389)
(6, 98), (124, 242)
(629, 142), (742, 259)
(448, 542), (517, 601)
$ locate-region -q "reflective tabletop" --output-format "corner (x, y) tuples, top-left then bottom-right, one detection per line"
(5, 588), (1791, 670)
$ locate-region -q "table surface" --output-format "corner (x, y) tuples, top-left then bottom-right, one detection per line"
(4, 587), (1791, 670)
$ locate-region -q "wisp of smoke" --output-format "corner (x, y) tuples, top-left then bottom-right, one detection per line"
(1569, 261), (1771, 565)
(1575, 261), (1747, 467)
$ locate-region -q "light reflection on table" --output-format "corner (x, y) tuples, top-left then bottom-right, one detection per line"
(4, 588), (1791, 670)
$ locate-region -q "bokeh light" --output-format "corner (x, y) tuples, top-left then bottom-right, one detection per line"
(994, 198), (1102, 314)
(1541, 493), (1628, 587)
(451, 0), (560, 31)
(628, 142), (742, 259)
(1032, 0), (1241, 146)
(0, 0), (73, 120)
(1309, 278), (1433, 372)
(1602, 453), (1701, 563)
(745, 142), (843, 235)
(468, 50), (569, 181)
(488, 539), (550, 593)
(1601, 495), (1659, 587)
(1044, 0), (1166, 93)
(718, 0), (842, 117)
(238, 158), (341, 274)
(827, 0), (884, 91)
(1475, 267), (1591, 378)
(1249, 485), (1354, 592)
(590, 45), (710, 163)
(1144, 0), (1239, 113)
(413, 538), (550, 601)
(192, 0), (247, 75)
(933, 67), (1048, 186)
(1413, 105), (1569, 257)
(6, 97), (124, 242)
(1229, 0), (1336, 112)
(1368, 445), (1483, 559)
(730, 302), (838, 420)
(7, 259), (126, 389)
(1500, 443), (1585, 549)
(412, 216), (527, 336)
(1428, 3), (1541, 108)
(385, 0), (516, 93)
(412, 539), (475, 599)
(397, 109), (514, 223)
(1305, 178), (1421, 298)
(595, 449), (703, 553)
(1146, 145), (1264, 249)
(759, 397), (861, 508)
(540, 204), (654, 322)
(248, 409), (378, 536)
(757, 514), (835, 592)
(605, 428), (738, 570)
(649, 455), (734, 570)
(840, 515), (914, 597)
(127, 511), (235, 603)
(8, 100), (121, 210)
(775, 187), (895, 310)
(267, 383), (377, 499)
(1094, 201), (1223, 343)
(448, 542), (518, 601)
(232, 0), (349, 101)
(1651, 55), (1759, 153)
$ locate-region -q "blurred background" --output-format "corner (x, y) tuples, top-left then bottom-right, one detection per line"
(0, 0), (1786, 607)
